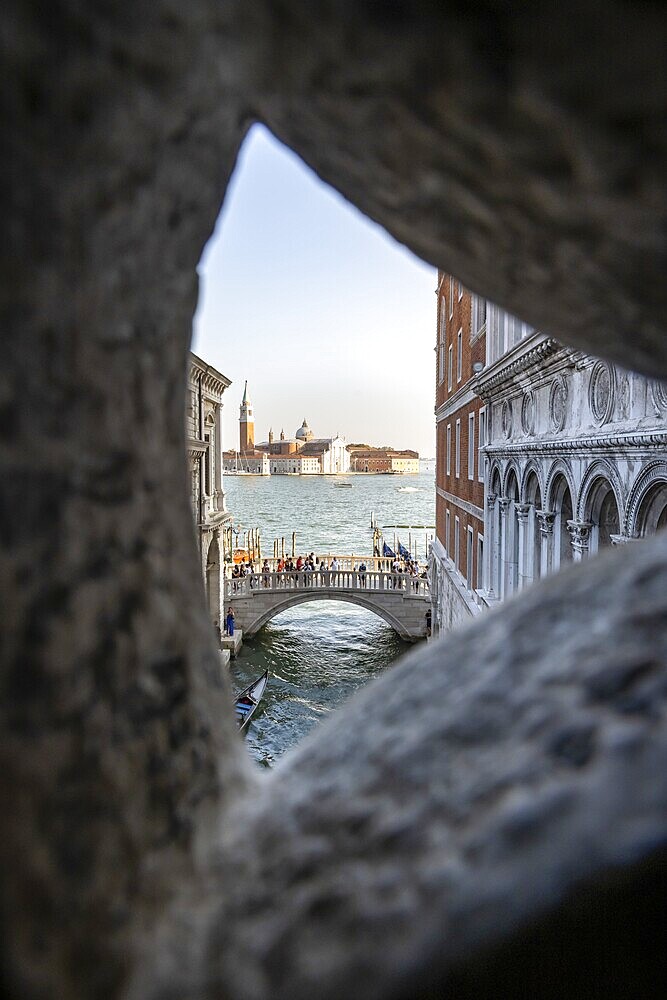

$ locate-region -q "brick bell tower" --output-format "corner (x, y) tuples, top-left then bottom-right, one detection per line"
(239, 380), (254, 453)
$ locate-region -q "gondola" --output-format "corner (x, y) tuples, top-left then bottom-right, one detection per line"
(234, 669), (269, 734)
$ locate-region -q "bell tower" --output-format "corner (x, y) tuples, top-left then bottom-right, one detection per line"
(239, 381), (254, 453)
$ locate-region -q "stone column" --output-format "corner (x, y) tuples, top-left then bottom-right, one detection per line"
(214, 402), (224, 511)
(536, 510), (556, 577)
(567, 520), (593, 561)
(515, 503), (532, 590)
(498, 497), (510, 600)
(485, 492), (497, 600)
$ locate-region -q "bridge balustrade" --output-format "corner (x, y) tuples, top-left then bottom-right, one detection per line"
(225, 569), (429, 599)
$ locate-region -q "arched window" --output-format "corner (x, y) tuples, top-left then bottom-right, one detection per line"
(636, 481), (667, 536)
(551, 474), (574, 569)
(504, 469), (520, 595)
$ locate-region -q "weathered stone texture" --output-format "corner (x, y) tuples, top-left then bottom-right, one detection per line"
(2, 1), (666, 997)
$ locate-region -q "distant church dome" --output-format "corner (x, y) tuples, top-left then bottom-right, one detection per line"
(296, 418), (313, 442)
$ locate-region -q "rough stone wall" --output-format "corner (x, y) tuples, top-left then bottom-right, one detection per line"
(2, 2), (666, 998)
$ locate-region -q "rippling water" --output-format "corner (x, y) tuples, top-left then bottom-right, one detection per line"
(224, 469), (435, 763)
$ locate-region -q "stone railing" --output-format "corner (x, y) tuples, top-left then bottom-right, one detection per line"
(225, 568), (429, 599)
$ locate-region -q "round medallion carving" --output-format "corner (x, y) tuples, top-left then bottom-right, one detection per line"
(521, 390), (535, 435)
(549, 376), (568, 433)
(501, 399), (513, 439)
(589, 361), (615, 425)
(651, 379), (667, 412)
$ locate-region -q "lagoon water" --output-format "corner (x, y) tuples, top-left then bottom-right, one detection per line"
(224, 468), (435, 764)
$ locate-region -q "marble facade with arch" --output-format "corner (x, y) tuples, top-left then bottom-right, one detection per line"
(188, 353), (233, 634)
(476, 330), (667, 604)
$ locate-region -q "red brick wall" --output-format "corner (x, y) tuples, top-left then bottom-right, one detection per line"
(434, 272), (486, 588)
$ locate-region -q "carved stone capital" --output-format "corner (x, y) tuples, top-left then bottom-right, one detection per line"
(536, 510), (556, 535)
(515, 503), (532, 522)
(487, 492), (498, 510)
(567, 519), (593, 547)
(610, 533), (637, 546)
(498, 497), (511, 515)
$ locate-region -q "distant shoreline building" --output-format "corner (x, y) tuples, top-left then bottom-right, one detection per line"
(222, 383), (418, 475)
(348, 446), (419, 474)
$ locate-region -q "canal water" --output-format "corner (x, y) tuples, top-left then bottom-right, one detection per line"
(225, 469), (435, 765)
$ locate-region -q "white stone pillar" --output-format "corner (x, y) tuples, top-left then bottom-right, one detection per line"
(567, 520), (592, 561)
(498, 497), (510, 600)
(536, 510), (556, 577)
(485, 492), (497, 600)
(515, 503), (532, 590)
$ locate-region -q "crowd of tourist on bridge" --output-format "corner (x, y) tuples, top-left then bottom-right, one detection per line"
(228, 552), (428, 592)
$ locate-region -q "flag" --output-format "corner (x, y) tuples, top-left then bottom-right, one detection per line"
(398, 539), (411, 559)
(382, 541), (396, 558)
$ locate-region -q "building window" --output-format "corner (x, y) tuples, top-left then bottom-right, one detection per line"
(478, 407), (486, 482)
(468, 412), (475, 480)
(457, 329), (463, 382)
(445, 509), (450, 555)
(467, 527), (474, 589)
(438, 342), (445, 384)
(454, 516), (460, 570)
(449, 276), (454, 317)
(477, 534), (484, 589)
(455, 420), (461, 478)
(458, 282), (464, 301)
(447, 344), (453, 390)
(446, 423), (451, 475)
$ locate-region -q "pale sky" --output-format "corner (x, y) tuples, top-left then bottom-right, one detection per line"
(193, 124), (437, 457)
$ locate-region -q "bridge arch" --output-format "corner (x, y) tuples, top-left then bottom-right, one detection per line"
(239, 591), (420, 641)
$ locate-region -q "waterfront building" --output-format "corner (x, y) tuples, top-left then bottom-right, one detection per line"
(231, 385), (352, 474)
(187, 353), (233, 628)
(429, 274), (486, 633)
(348, 448), (420, 473)
(229, 382), (420, 475)
(429, 280), (667, 635)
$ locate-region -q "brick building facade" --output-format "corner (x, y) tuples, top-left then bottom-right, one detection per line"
(430, 273), (487, 632)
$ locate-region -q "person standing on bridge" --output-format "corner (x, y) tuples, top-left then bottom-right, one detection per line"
(358, 560), (367, 587)
(225, 606), (235, 637)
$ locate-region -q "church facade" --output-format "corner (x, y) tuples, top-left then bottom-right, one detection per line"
(223, 385), (351, 475)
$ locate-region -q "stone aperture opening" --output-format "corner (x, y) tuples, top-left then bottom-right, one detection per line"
(6, 5), (667, 998)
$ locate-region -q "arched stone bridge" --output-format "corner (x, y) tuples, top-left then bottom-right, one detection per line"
(225, 564), (430, 640)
